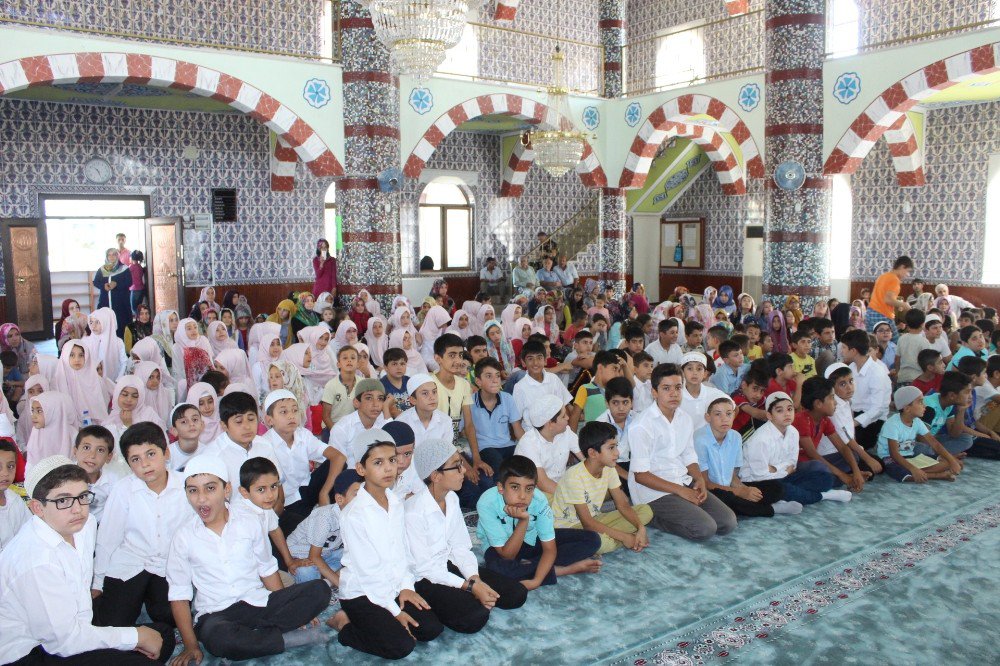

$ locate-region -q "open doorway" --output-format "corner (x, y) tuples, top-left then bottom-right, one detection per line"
(41, 195), (150, 323)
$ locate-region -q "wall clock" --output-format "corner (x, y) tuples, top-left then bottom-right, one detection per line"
(83, 157), (113, 184)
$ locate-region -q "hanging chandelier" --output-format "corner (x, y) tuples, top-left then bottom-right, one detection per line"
(530, 47), (589, 178)
(363, 0), (471, 79)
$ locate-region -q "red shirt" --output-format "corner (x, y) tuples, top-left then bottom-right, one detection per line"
(732, 391), (763, 437)
(912, 374), (942, 396)
(793, 411), (836, 462)
(765, 378), (796, 399)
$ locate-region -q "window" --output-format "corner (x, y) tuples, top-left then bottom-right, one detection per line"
(827, 0), (859, 57)
(829, 174), (852, 280)
(439, 23), (480, 78)
(983, 154), (1000, 283)
(323, 182), (338, 258)
(654, 22), (706, 89)
(418, 181), (472, 271)
(42, 196), (149, 272)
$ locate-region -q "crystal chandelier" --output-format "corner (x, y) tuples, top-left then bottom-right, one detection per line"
(364, 0), (471, 79)
(530, 47), (589, 178)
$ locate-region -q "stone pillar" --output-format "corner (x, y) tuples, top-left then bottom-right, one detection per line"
(337, 1), (402, 309)
(761, 0), (832, 310)
(598, 1), (630, 296)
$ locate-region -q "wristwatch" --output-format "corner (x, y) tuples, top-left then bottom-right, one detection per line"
(464, 578), (476, 592)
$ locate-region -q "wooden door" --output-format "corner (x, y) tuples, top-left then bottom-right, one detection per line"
(1, 218), (53, 340)
(144, 217), (185, 315)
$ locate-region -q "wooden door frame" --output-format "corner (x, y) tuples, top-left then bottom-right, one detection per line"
(1, 218), (53, 341)
(144, 217), (186, 315)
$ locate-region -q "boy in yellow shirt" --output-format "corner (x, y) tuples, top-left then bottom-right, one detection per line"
(790, 331), (817, 379)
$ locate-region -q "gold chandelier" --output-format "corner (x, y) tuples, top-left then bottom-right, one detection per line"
(363, 0), (471, 79)
(530, 48), (589, 178)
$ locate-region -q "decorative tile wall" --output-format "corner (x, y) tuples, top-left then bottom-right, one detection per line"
(850, 101), (999, 285)
(0, 0), (325, 57)
(399, 130), (597, 275)
(859, 0), (996, 48)
(0, 98), (327, 295)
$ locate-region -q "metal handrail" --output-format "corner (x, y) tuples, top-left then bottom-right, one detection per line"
(519, 194), (600, 264)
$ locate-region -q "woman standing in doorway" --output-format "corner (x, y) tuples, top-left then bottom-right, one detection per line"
(92, 247), (132, 337)
(313, 238), (337, 304)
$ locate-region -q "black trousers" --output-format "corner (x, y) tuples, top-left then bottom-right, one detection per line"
(711, 480), (784, 518)
(11, 623), (175, 665)
(195, 580), (330, 661)
(446, 562), (527, 611)
(852, 413), (884, 451)
(338, 596), (444, 660)
(409, 562), (528, 637)
(95, 571), (173, 627)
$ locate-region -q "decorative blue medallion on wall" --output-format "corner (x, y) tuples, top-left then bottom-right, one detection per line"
(302, 78), (331, 108)
(738, 83), (760, 112)
(665, 169), (689, 190)
(582, 106), (600, 130)
(833, 72), (861, 104)
(408, 87), (434, 115)
(625, 101), (642, 127)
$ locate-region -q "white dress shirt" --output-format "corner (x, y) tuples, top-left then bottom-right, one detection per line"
(93, 470), (193, 590)
(404, 489), (478, 588)
(195, 433), (284, 507)
(627, 405), (697, 504)
(512, 372), (573, 427)
(740, 421), (799, 482)
(849, 358), (892, 428)
(678, 383), (728, 425)
(262, 427), (331, 504)
(168, 441), (202, 472)
(644, 340), (683, 366)
(328, 412), (389, 467)
(819, 395), (855, 456)
(88, 466), (124, 523)
(632, 378), (654, 413)
(338, 485), (416, 616)
(395, 408), (452, 445)
(0, 488), (30, 551)
(514, 428), (580, 484)
(166, 510), (278, 620)
(0, 516), (138, 662)
(392, 464), (424, 501)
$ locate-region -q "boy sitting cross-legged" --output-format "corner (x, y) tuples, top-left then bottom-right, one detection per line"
(287, 468), (362, 587)
(1, 456), (174, 664)
(694, 397), (802, 518)
(476, 455), (601, 591)
(513, 395), (584, 496)
(877, 386), (962, 483)
(93, 422), (192, 629)
(167, 456), (331, 664)
(551, 421), (652, 553)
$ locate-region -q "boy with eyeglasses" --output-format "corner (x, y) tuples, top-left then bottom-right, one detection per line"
(0, 455), (174, 664)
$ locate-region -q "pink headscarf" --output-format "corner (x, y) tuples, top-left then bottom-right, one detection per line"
(420, 305), (452, 346)
(215, 349), (255, 388)
(59, 340), (110, 423)
(247, 321), (281, 367)
(32, 354), (69, 395)
(134, 360), (172, 425)
(16, 375), (48, 446)
(500, 304), (522, 340)
(187, 382), (220, 443)
(332, 320), (359, 356)
(447, 311), (473, 341)
(207, 320), (238, 356)
(477, 304), (496, 337)
(83, 307), (125, 380)
(104, 375), (165, 431)
(364, 316), (389, 368)
(297, 328), (339, 387)
(514, 317), (533, 343)
(766, 309), (790, 354)
(172, 318), (214, 360)
(388, 307), (419, 340)
(130, 337), (176, 389)
(388, 328), (427, 375)
(25, 392), (78, 469)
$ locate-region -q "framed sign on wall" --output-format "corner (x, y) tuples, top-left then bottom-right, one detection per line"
(660, 217), (705, 270)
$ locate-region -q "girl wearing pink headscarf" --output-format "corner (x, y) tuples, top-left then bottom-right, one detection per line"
(187, 382), (221, 444)
(511, 317), (534, 361)
(207, 320), (238, 356)
(500, 304), (522, 340)
(477, 304), (496, 337)
(171, 318), (214, 400)
(766, 309), (790, 354)
(129, 337), (176, 391)
(59, 341), (110, 423)
(29, 354), (69, 395)
(247, 321), (281, 367)
(215, 349), (255, 390)
(83, 308), (126, 381)
(25, 391), (78, 469)
(331, 320), (359, 358)
(419, 305), (452, 371)
(388, 328), (427, 376)
(253, 333), (284, 402)
(134, 360), (173, 425)
(447, 311), (473, 341)
(104, 375), (166, 435)
(364, 316), (389, 368)
(16, 375), (47, 447)
(388, 307), (421, 345)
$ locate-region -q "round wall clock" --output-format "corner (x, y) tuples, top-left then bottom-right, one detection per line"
(83, 157), (113, 184)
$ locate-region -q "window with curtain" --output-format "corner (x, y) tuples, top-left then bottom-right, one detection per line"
(653, 22), (706, 89)
(418, 181), (472, 271)
(827, 0), (860, 57)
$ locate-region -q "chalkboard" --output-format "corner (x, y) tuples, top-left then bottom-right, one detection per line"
(211, 188), (237, 223)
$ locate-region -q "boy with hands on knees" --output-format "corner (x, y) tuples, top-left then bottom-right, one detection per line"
(877, 386), (962, 483)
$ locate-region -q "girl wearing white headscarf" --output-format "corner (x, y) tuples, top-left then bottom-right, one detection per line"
(447, 311), (473, 341)
(388, 328), (427, 376)
(151, 309), (178, 367)
(59, 340), (110, 423)
(253, 333), (284, 400)
(418, 305), (452, 371)
(364, 316), (389, 368)
(500, 304), (523, 340)
(83, 307), (127, 380)
(187, 382), (221, 444)
(25, 392), (78, 469)
(247, 321), (281, 367)
(331, 320), (359, 358)
(207, 320), (238, 356)
(134, 360), (173, 425)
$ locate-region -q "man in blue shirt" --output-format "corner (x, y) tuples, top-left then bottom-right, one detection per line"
(535, 257), (561, 291)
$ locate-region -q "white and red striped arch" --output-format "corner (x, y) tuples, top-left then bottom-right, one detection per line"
(0, 52), (344, 190)
(824, 42), (1000, 185)
(618, 93), (763, 194)
(404, 93), (608, 191)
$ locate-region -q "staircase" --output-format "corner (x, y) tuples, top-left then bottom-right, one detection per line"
(50, 271), (94, 327)
(519, 194), (600, 267)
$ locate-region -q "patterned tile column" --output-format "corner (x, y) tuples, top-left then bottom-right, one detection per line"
(338, 1), (402, 309)
(598, 0), (630, 296)
(762, 0), (832, 309)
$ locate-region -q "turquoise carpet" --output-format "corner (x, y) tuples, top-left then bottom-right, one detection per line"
(191, 462), (1000, 665)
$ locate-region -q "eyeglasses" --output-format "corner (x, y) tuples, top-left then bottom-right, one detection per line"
(39, 491), (96, 510)
(439, 459), (466, 473)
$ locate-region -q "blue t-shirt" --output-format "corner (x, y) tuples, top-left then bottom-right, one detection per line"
(947, 346), (988, 370)
(920, 393), (953, 436)
(693, 426), (743, 486)
(470, 391), (521, 450)
(476, 486), (554, 547)
(876, 413), (930, 459)
(381, 375), (410, 413)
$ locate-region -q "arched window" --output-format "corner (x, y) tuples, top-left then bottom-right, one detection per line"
(827, 0), (859, 57)
(418, 180), (472, 271)
(323, 182), (338, 258)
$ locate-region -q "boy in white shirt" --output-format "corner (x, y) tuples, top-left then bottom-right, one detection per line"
(404, 439), (527, 636)
(512, 341), (574, 425)
(262, 389), (342, 518)
(93, 423), (192, 629)
(513, 395), (583, 495)
(741, 393), (850, 505)
(327, 378), (390, 470)
(594, 376), (637, 484)
(73, 425), (123, 523)
(678, 352), (728, 424)
(0, 440), (30, 552)
(644, 318), (683, 366)
(288, 469), (361, 587)
(840, 329), (892, 451)
(630, 351), (655, 413)
(628, 363), (737, 541)
(166, 456), (330, 663)
(396, 374), (453, 444)
(820, 364), (883, 476)
(1, 456), (172, 664)
(328, 431), (444, 659)
(168, 403), (203, 472)
(382, 421), (422, 501)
